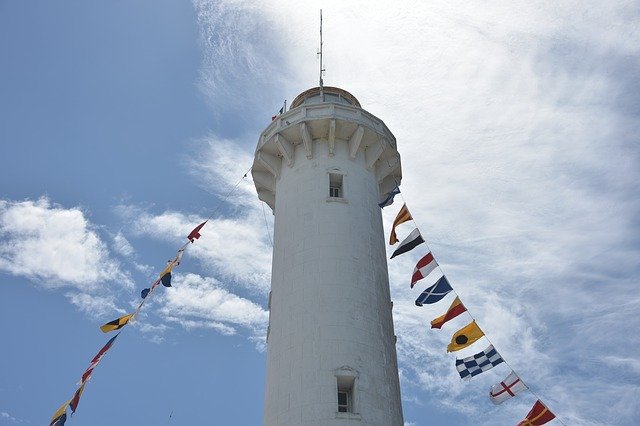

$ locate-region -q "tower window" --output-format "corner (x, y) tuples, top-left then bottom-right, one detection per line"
(329, 173), (343, 198)
(337, 389), (351, 413)
(336, 375), (355, 413)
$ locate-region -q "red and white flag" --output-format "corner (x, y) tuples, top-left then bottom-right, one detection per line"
(411, 252), (438, 288)
(489, 371), (528, 405)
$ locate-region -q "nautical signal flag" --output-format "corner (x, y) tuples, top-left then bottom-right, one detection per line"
(161, 272), (172, 287)
(50, 401), (69, 426)
(490, 371), (528, 405)
(415, 276), (452, 306)
(187, 220), (207, 242)
(447, 320), (484, 352)
(69, 383), (86, 415)
(159, 262), (174, 287)
(431, 296), (467, 329)
(517, 400), (556, 426)
(389, 204), (412, 244)
(80, 333), (120, 384)
(411, 252), (438, 288)
(455, 345), (504, 380)
(100, 314), (133, 333)
(390, 228), (424, 259)
(378, 185), (400, 208)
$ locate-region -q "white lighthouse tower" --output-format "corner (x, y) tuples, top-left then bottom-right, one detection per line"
(251, 85), (404, 425)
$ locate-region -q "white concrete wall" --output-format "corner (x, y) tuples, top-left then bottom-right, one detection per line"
(264, 135), (404, 425)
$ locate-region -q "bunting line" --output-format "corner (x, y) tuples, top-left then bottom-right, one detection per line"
(50, 167), (254, 424)
(388, 192), (566, 425)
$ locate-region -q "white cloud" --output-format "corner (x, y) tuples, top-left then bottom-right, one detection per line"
(190, 1), (640, 424)
(65, 292), (126, 318)
(158, 273), (269, 345)
(116, 140), (274, 295)
(112, 231), (135, 257)
(0, 410), (24, 424)
(0, 197), (132, 292)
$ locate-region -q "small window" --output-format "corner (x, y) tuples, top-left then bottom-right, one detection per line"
(329, 173), (343, 198)
(336, 375), (355, 413)
(337, 389), (351, 413)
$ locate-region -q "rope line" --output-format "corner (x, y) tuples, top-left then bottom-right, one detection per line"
(393, 191), (567, 425)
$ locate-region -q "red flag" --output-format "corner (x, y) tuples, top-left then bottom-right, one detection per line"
(517, 400), (556, 426)
(80, 333), (120, 383)
(187, 220), (207, 242)
(389, 204), (412, 245)
(411, 252), (438, 288)
(430, 296), (467, 329)
(69, 383), (86, 415)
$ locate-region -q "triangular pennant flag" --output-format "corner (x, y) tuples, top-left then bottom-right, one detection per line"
(187, 221), (207, 242)
(489, 371), (528, 405)
(81, 333), (120, 384)
(51, 412), (67, 426)
(389, 203), (412, 244)
(447, 320), (484, 352)
(517, 400), (556, 425)
(431, 296), (467, 329)
(390, 228), (424, 259)
(378, 185), (400, 208)
(411, 252), (438, 288)
(69, 383), (86, 415)
(415, 276), (452, 306)
(50, 401), (69, 426)
(100, 314), (133, 333)
(141, 288), (150, 299)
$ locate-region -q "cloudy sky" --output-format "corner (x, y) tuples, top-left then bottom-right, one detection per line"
(1, 1), (639, 425)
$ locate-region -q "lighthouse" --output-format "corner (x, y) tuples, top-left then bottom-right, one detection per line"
(251, 86), (404, 425)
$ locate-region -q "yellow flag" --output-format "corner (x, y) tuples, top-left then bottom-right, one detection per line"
(100, 313), (133, 333)
(159, 262), (174, 278)
(447, 320), (484, 352)
(389, 204), (412, 245)
(50, 400), (69, 424)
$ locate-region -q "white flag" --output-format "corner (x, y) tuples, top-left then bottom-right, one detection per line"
(489, 371), (528, 404)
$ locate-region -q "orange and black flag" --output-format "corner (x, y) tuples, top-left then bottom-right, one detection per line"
(431, 296), (467, 329)
(389, 204), (412, 244)
(447, 320), (484, 352)
(100, 313), (133, 333)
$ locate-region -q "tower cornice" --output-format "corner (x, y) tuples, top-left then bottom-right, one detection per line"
(252, 90), (402, 210)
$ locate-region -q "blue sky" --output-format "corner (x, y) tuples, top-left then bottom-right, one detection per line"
(1, 1), (639, 425)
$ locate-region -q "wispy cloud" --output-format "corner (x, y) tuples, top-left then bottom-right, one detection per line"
(0, 410), (26, 424)
(188, 1), (640, 424)
(116, 138), (274, 295)
(112, 231), (135, 258)
(157, 273), (269, 348)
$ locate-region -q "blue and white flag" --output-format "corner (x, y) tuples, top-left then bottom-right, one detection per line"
(378, 185), (400, 208)
(415, 276), (452, 306)
(456, 345), (504, 380)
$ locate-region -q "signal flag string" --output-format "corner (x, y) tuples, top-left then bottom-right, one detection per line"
(390, 190), (567, 425)
(50, 166), (254, 426)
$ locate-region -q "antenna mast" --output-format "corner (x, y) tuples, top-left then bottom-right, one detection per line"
(317, 9), (325, 95)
